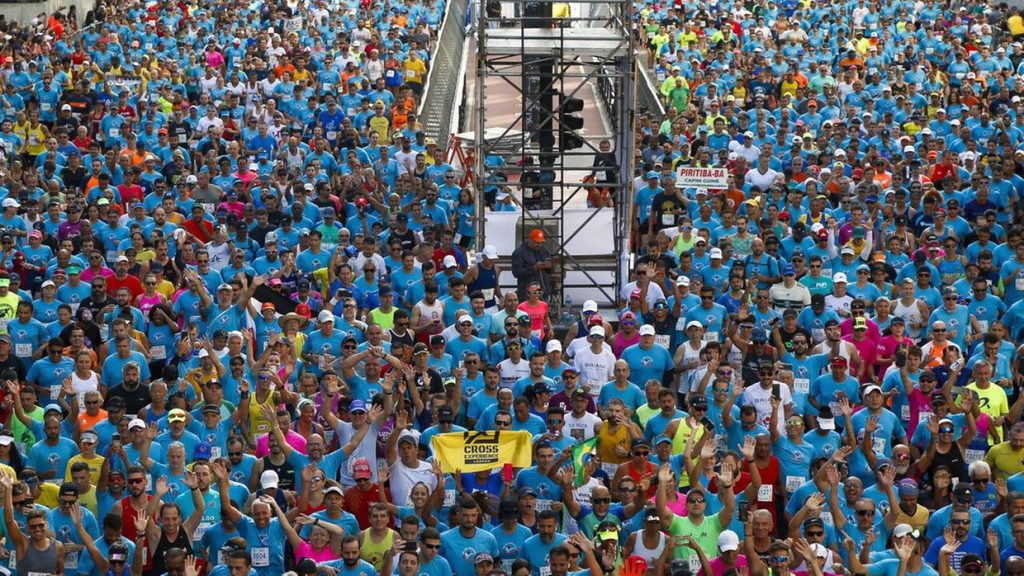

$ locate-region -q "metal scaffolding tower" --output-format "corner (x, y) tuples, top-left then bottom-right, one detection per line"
(473, 0), (635, 310)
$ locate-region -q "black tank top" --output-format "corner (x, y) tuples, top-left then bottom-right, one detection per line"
(388, 328), (415, 348)
(146, 528), (192, 576)
(929, 442), (968, 483)
(262, 455), (296, 492)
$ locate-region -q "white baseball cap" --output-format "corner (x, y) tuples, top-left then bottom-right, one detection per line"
(582, 300), (598, 313)
(589, 325), (606, 338)
(639, 324), (656, 336)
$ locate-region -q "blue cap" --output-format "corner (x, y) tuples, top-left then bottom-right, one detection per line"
(782, 263), (796, 276)
(194, 442), (212, 460)
(646, 170), (660, 180)
(350, 399), (367, 413)
(654, 435), (672, 445)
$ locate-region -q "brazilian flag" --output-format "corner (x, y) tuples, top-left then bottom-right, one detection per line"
(571, 436), (599, 485)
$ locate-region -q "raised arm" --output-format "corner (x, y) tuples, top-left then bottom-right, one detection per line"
(0, 476), (26, 553)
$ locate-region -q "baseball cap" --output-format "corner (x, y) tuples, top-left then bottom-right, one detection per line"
(260, 470), (279, 489)
(350, 399), (368, 413)
(546, 340), (562, 353)
(718, 530), (740, 552)
(168, 408), (188, 423)
(352, 458), (372, 480)
(639, 324), (656, 336)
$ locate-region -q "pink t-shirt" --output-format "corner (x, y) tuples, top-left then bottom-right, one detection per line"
(254, 429), (308, 458)
(709, 554), (748, 576)
(518, 301), (550, 338)
(294, 541), (340, 563)
(877, 335), (914, 377)
(613, 333), (640, 357)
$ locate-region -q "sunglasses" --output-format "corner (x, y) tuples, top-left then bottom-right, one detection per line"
(856, 509), (876, 516)
(805, 530), (824, 537)
(633, 450), (649, 456)
(423, 543), (441, 550)
(128, 478), (146, 485)
(593, 498), (611, 504)
(686, 497), (705, 504)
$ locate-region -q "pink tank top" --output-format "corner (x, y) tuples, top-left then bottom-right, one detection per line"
(138, 293), (162, 315)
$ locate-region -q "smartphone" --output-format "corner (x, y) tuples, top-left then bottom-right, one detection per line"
(772, 383), (781, 400)
(403, 541), (418, 553)
(738, 501), (749, 522)
(895, 350), (907, 367)
(502, 463), (514, 483)
(701, 416), (714, 431)
(779, 363), (793, 372)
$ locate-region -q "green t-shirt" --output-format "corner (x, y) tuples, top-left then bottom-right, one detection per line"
(668, 512), (724, 563)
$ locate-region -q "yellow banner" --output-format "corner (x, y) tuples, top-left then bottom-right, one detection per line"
(430, 430), (534, 473)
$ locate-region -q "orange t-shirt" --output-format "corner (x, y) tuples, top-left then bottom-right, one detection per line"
(78, 409), (107, 431)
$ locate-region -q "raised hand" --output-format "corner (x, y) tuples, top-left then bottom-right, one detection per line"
(657, 463), (672, 483)
(837, 397), (853, 418)
(210, 460), (228, 483)
(807, 492), (825, 512)
(184, 554), (200, 576)
(367, 404), (384, 422)
(133, 511), (147, 535)
(740, 436), (756, 461)
(718, 461), (736, 487)
(700, 437), (718, 459)
(69, 502), (83, 525)
(155, 476), (169, 496)
(988, 528), (999, 550)
(146, 422), (159, 441)
(182, 469), (198, 490)
(296, 515), (316, 526)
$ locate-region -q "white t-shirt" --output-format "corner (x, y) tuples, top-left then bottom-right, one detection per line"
(563, 411), (602, 442)
(573, 348), (617, 397)
(390, 458), (438, 506)
(741, 382), (792, 434)
(498, 358), (530, 389)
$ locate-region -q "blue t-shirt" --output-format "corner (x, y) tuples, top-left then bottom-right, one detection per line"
(440, 527), (499, 576)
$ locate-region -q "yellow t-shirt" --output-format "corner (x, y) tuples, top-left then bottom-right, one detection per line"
(36, 481), (60, 509)
(966, 382), (1009, 442)
(893, 503), (930, 533)
(65, 453), (105, 486)
(984, 441), (1024, 481)
(1010, 14), (1024, 36)
(403, 58), (427, 85)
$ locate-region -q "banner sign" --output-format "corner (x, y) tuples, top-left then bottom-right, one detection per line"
(675, 167), (729, 189)
(430, 430), (533, 473)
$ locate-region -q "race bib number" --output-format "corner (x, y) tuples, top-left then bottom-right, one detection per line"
(1016, 277), (1024, 291)
(965, 448), (985, 463)
(64, 551), (78, 570)
(654, 334), (671, 348)
(820, 511), (834, 526)
(178, 134), (187, 144)
(49, 385), (61, 399)
(688, 555), (701, 573)
(871, 436), (886, 454)
(703, 331), (719, 342)
(100, 324), (110, 342)
(757, 484), (773, 502)
(785, 476), (805, 493)
(202, 203), (215, 214)
(386, 70), (396, 79)
(406, 69), (416, 79)
(601, 462), (619, 477)
(901, 405), (910, 421)
(586, 380), (602, 397)
(151, 345), (167, 360)
(109, 128), (119, 138)
(14, 343), (30, 357)
(40, 103), (51, 112)
(443, 489), (456, 508)
(535, 498), (553, 512)
(327, 131), (337, 140)
(194, 522), (210, 542)
(793, 378), (809, 394)
(252, 547), (270, 567)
